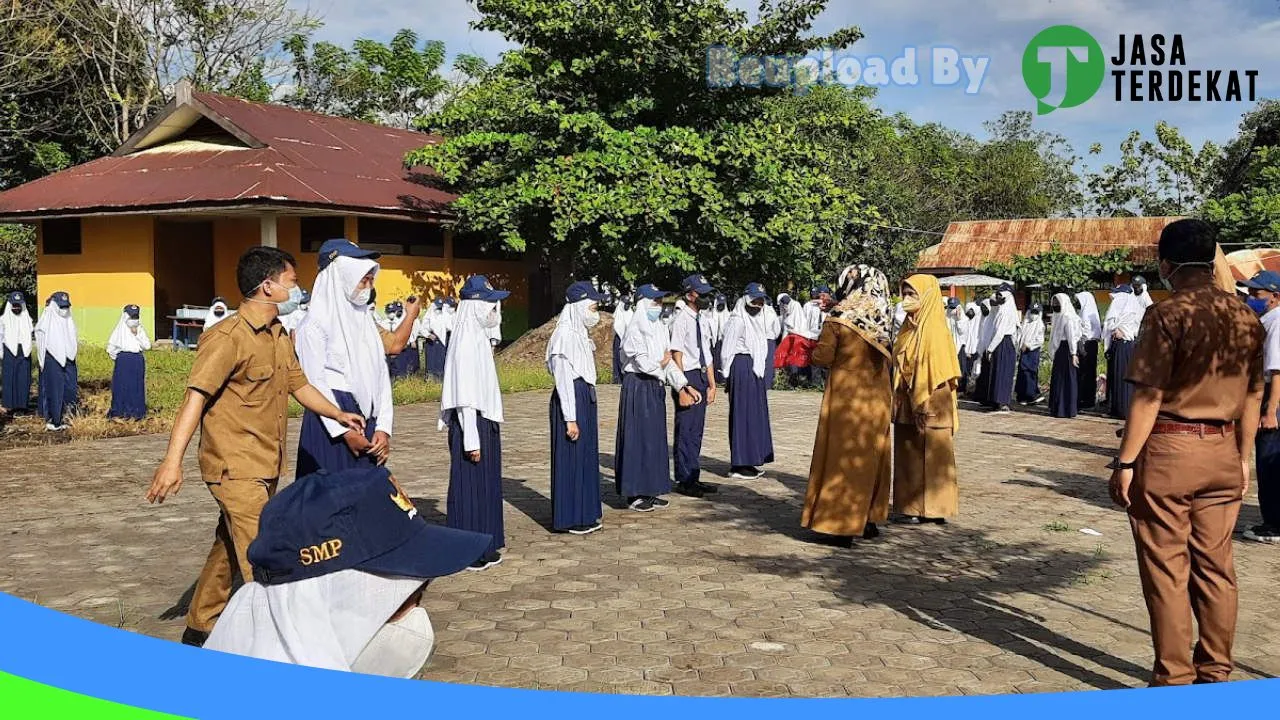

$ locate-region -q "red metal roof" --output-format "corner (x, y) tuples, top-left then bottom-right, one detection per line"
(0, 90), (456, 220)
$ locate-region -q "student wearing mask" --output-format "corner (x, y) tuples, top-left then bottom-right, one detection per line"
(669, 274), (718, 498)
(294, 248), (394, 478)
(774, 293), (807, 385)
(546, 281), (605, 535)
(720, 283), (774, 480)
(1245, 271), (1280, 544)
(805, 285), (834, 388)
(204, 467), (491, 677)
(762, 295), (781, 389)
(1014, 304), (1045, 405)
(440, 275), (510, 570)
(145, 246), (366, 649)
(983, 285), (1019, 414)
(423, 298), (450, 379)
(892, 274), (961, 525)
(946, 298), (969, 387)
(203, 297), (232, 330)
(382, 301), (413, 379)
(486, 301), (503, 349)
(611, 293), (633, 385)
(106, 304), (151, 420)
(959, 301), (980, 394)
(1048, 293), (1081, 419)
(971, 297), (995, 401)
(617, 284), (696, 513)
(1, 291), (33, 413)
(1104, 285), (1143, 419)
(710, 294), (729, 385)
(1076, 291), (1104, 411)
(34, 291), (78, 431)
(1132, 275), (1154, 310)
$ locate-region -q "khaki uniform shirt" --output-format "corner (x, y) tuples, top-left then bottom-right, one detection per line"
(1126, 278), (1265, 423)
(188, 313), (309, 482)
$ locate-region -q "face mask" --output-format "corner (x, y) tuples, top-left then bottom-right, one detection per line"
(584, 308), (601, 328)
(263, 280), (303, 316)
(350, 287), (372, 307)
(350, 606), (435, 679)
(57, 307), (70, 319)
(965, 309), (975, 319)
(746, 304), (763, 317)
(1247, 297), (1271, 316)
(980, 306), (990, 317)
(481, 306), (502, 329)
(900, 296), (921, 313)
(10, 306), (19, 315)
(646, 308), (661, 322)
(692, 295), (710, 311)
(126, 318), (140, 329)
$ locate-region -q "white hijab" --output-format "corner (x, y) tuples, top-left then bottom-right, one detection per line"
(1104, 292), (1144, 350)
(439, 299), (503, 427)
(962, 302), (981, 353)
(2, 299), (33, 356)
(426, 303), (451, 340)
(720, 296), (769, 378)
(1050, 293), (1082, 353)
(1017, 310), (1045, 351)
(204, 300), (232, 329)
(204, 569), (431, 677)
(622, 297), (669, 366)
(977, 299), (997, 351)
(34, 300), (77, 367)
(546, 298), (598, 386)
(990, 291), (1020, 343)
(1075, 292), (1103, 342)
(777, 294), (803, 335)
(947, 305), (968, 350)
(296, 257), (391, 420)
(106, 312), (150, 360)
(612, 301), (633, 339)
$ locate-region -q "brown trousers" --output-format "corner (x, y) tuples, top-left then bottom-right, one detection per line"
(186, 476), (278, 633)
(1129, 432), (1241, 686)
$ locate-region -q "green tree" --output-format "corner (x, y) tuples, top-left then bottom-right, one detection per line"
(0, 224), (36, 297)
(408, 0), (875, 293)
(980, 245), (1150, 291)
(1086, 121), (1219, 217)
(1201, 100), (1280, 248)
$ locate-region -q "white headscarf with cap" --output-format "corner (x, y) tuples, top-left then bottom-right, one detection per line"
(34, 298), (77, 368)
(204, 300), (232, 330)
(204, 569), (433, 677)
(439, 299), (503, 427)
(720, 294), (769, 378)
(777, 293), (803, 336)
(987, 290), (1019, 352)
(962, 302), (980, 354)
(1050, 293), (1081, 355)
(546, 298), (598, 386)
(295, 256), (392, 425)
(1075, 292), (1103, 342)
(106, 308), (151, 360)
(2, 295), (32, 357)
(621, 297), (669, 368)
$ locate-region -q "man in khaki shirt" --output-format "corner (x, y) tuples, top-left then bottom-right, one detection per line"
(145, 247), (364, 648)
(1111, 219), (1265, 686)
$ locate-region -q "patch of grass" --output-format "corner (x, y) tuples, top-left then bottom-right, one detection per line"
(1042, 520), (1071, 532)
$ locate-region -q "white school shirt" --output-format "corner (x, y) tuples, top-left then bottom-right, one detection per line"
(1263, 306), (1280, 375)
(798, 301), (824, 340)
(668, 301), (715, 372)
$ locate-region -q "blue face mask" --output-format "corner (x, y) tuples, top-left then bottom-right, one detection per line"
(646, 308), (661, 322)
(271, 282), (304, 316)
(1247, 297), (1271, 316)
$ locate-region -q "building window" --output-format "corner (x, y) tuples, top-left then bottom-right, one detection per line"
(42, 218), (82, 255)
(356, 217), (444, 257)
(300, 216), (347, 253)
(452, 230), (522, 261)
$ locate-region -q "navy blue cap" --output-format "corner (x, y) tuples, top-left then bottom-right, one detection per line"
(460, 275), (510, 302)
(299, 289), (311, 304)
(212, 296), (226, 306)
(51, 291), (70, 308)
(1245, 271), (1280, 293)
(744, 282), (767, 300)
(681, 274), (714, 295)
(1132, 275), (1148, 285)
(124, 304), (140, 318)
(385, 301), (404, 314)
(317, 239), (381, 272)
(635, 284), (669, 300)
(946, 297), (960, 309)
(811, 285), (832, 296)
(432, 298), (445, 307)
(1112, 284), (1134, 294)
(444, 297), (456, 307)
(565, 281), (604, 303)
(998, 282), (1014, 293)
(779, 293), (792, 305)
(8, 291), (23, 305)
(1030, 303), (1043, 313)
(248, 467), (491, 586)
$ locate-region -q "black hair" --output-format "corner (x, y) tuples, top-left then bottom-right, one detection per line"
(237, 247), (296, 297)
(1158, 218), (1217, 266)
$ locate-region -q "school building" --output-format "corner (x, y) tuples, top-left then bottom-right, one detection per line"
(0, 80), (534, 343)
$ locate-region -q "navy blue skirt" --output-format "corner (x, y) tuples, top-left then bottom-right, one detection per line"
(1107, 339), (1135, 420)
(108, 351), (147, 419)
(765, 339), (777, 388)
(987, 335), (1015, 407)
(611, 334), (623, 385)
(550, 378), (602, 530)
(973, 350), (992, 401)
(2, 346), (32, 410)
(425, 338), (447, 378)
(1049, 342), (1078, 419)
(1077, 339), (1100, 409)
(712, 342), (726, 384)
(296, 390), (378, 477)
(1014, 348), (1041, 403)
(405, 344), (420, 375)
(958, 350), (973, 393)
(38, 354), (77, 426)
(728, 354), (774, 468)
(615, 372), (670, 499)
(447, 410), (505, 555)
(387, 352), (413, 379)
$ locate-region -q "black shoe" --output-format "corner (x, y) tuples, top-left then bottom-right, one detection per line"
(568, 522), (602, 535)
(650, 496), (670, 508)
(695, 481), (720, 493)
(862, 523), (880, 540)
(892, 515), (923, 525)
(181, 627), (209, 648)
(814, 534), (854, 548)
(629, 497), (656, 512)
(675, 483), (704, 498)
(728, 466), (763, 480)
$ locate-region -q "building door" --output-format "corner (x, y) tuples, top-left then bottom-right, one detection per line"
(153, 220), (214, 340)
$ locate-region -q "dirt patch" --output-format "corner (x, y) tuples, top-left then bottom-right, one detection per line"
(498, 311), (616, 367)
(0, 413), (73, 451)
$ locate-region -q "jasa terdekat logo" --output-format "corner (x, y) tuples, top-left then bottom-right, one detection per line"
(1023, 25), (1260, 115)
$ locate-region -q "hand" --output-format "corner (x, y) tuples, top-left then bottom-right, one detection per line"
(679, 386), (702, 407)
(1263, 409), (1278, 431)
(467, 450), (481, 463)
(662, 350), (673, 366)
(369, 431), (391, 464)
(1242, 460), (1251, 497)
(984, 352), (991, 362)
(1072, 356), (1080, 368)
(147, 461), (183, 504)
(403, 296), (422, 315)
(566, 421), (580, 441)
(705, 383), (717, 406)
(1109, 467), (1134, 509)
(344, 430), (373, 458)
(914, 411), (929, 433)
(336, 412), (366, 433)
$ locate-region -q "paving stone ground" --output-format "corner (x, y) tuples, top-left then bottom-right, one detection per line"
(2, 386), (1279, 697)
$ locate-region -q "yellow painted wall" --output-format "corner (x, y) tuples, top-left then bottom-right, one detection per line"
(37, 217), (155, 342)
(211, 218), (259, 303)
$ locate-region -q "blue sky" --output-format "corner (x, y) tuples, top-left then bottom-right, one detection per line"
(294, 0), (1279, 173)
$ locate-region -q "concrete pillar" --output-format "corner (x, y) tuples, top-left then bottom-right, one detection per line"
(260, 215), (278, 248)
